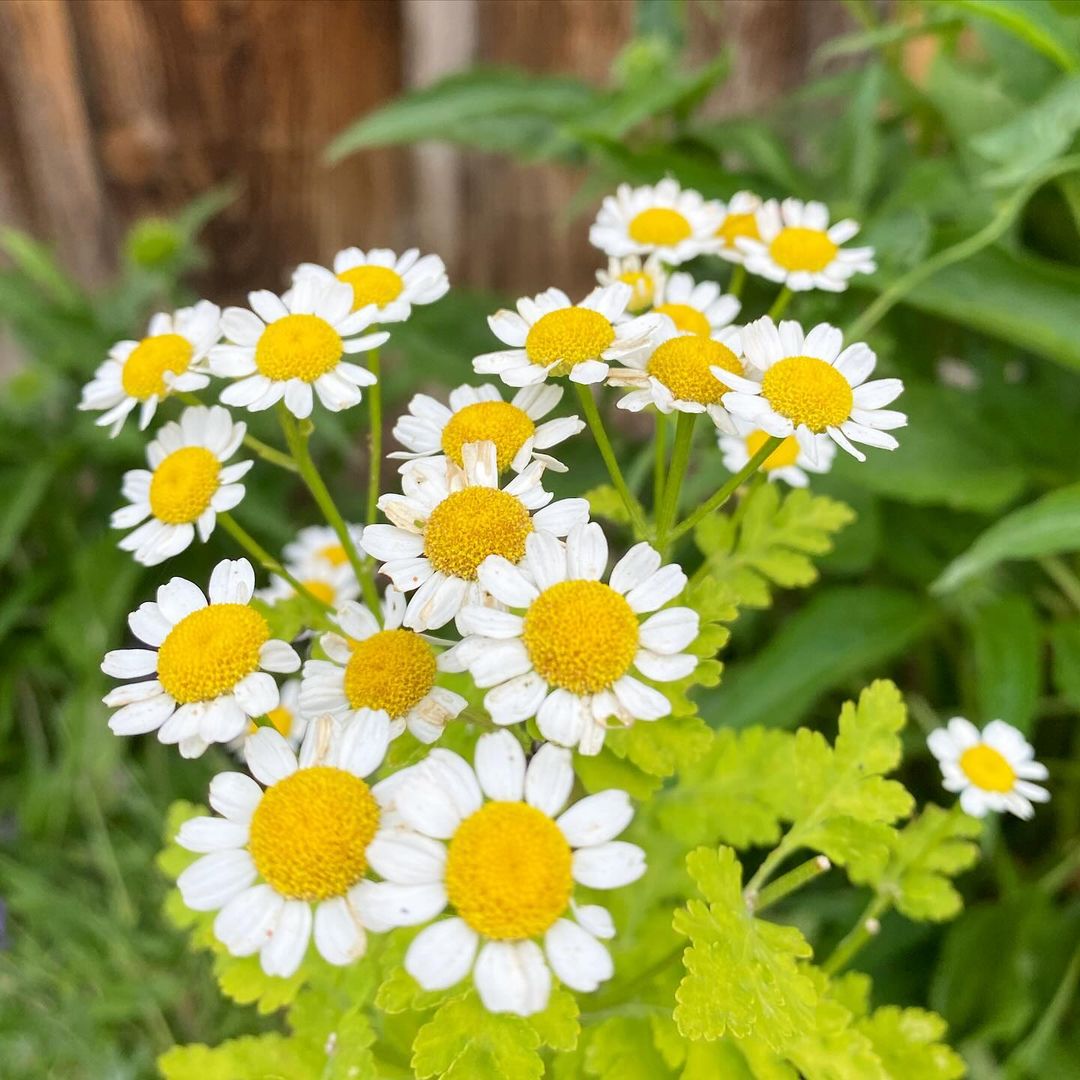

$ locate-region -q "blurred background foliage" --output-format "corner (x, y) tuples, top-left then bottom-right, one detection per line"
(2, 0), (1080, 1076)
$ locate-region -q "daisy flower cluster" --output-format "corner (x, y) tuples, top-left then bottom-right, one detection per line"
(86, 179), (1048, 1037)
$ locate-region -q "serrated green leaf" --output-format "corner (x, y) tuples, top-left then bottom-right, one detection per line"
(673, 846), (817, 1048)
(584, 1015), (673, 1079)
(606, 714), (714, 779)
(856, 1006), (966, 1080)
(159, 1034), (318, 1080)
(585, 483), (638, 527)
(969, 594), (1041, 733)
(214, 951), (310, 1014)
(526, 986), (580, 1052)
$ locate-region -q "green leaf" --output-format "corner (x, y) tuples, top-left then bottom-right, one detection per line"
(584, 1015), (673, 1079)
(585, 484), (635, 527)
(411, 992), (543, 1080)
(969, 595), (1041, 733)
(1050, 618), (1080, 708)
(673, 846), (817, 1048)
(933, 483), (1080, 591)
(856, 1006), (966, 1079)
(526, 986), (580, 1053)
(213, 951), (310, 1015)
(159, 1035), (316, 1080)
(938, 0), (1080, 73)
(606, 714), (714, 780)
(707, 587), (934, 730)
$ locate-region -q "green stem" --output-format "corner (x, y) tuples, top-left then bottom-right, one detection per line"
(653, 413), (668, 514)
(574, 383), (648, 539)
(822, 894), (891, 976)
(767, 285), (793, 321)
(655, 412), (697, 553)
(176, 390), (297, 472)
(750, 855), (831, 912)
(669, 435), (781, 544)
(218, 512), (332, 612)
(366, 348), (382, 525)
(728, 264), (746, 299)
(1040, 556), (1080, 614)
(745, 835), (797, 896)
(278, 406), (382, 615)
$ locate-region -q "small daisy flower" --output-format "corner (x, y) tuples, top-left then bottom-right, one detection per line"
(595, 254), (666, 313)
(713, 316), (906, 462)
(176, 715), (396, 977)
(718, 424), (835, 488)
(928, 718), (1050, 820)
(608, 319), (744, 432)
(292, 246), (449, 324)
(282, 524), (365, 576)
(210, 277), (389, 419)
(474, 283), (666, 388)
(111, 406), (252, 566)
(390, 383), (585, 475)
(101, 558), (301, 758)
(711, 190), (763, 263)
(452, 522), (699, 756)
(652, 271), (740, 338)
(79, 300), (220, 436)
(359, 731), (645, 1015)
(228, 678), (308, 756)
(737, 198), (876, 292)
(589, 179), (722, 264)
(258, 564), (360, 610)
(363, 442), (589, 632)
(300, 590), (467, 745)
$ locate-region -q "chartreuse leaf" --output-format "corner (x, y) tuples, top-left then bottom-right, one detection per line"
(159, 1034), (317, 1080)
(673, 846), (817, 1048)
(856, 1006), (966, 1079)
(584, 1015), (672, 1078)
(694, 484), (855, 608)
(585, 484), (637, 528)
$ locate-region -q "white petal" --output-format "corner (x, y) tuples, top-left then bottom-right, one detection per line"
(177, 815), (248, 853)
(572, 841), (646, 889)
(536, 689), (587, 749)
(366, 830), (446, 884)
(474, 940), (551, 1016)
(209, 772), (263, 822)
(638, 607), (698, 654)
(178, 850), (256, 911)
(544, 919), (613, 992)
(525, 740), (574, 815)
(474, 730), (527, 801)
(261, 901), (313, 977)
(625, 565), (687, 613)
(557, 790), (633, 848)
(405, 918), (479, 990)
(609, 542), (661, 595)
(213, 885), (283, 956)
(208, 558), (256, 605)
(314, 896), (367, 965)
(244, 728), (298, 786)
(484, 672), (549, 725)
(354, 880), (447, 929)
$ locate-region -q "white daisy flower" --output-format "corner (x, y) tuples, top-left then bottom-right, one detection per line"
(711, 190), (764, 264)
(595, 254), (666, 313)
(300, 589), (467, 745)
(928, 718), (1050, 820)
(110, 405), (252, 566)
(390, 383), (585, 475)
(718, 423), (835, 488)
(258, 563), (360, 611)
(210, 277), (389, 419)
(363, 442), (589, 632)
(176, 715), (397, 978)
(737, 198), (876, 292)
(293, 246), (448, 324)
(652, 271), (740, 338)
(358, 731), (645, 1016)
(712, 316), (906, 463)
(79, 300), (220, 436)
(589, 179), (723, 264)
(227, 678), (308, 757)
(607, 318), (744, 432)
(281, 523), (365, 577)
(474, 283), (666, 388)
(101, 558), (301, 758)
(451, 522), (699, 756)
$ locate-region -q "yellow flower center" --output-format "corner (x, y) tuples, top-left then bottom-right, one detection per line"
(441, 401), (536, 472)
(157, 604), (269, 704)
(424, 487), (533, 580)
(254, 314), (343, 382)
(619, 270), (655, 312)
(121, 334), (194, 400)
(148, 446), (221, 524)
(265, 702), (295, 737)
(522, 579), (639, 694)
(646, 336), (742, 406)
(716, 211), (760, 249)
(760, 355), (853, 433)
(628, 207), (692, 247)
(301, 579), (337, 606)
(343, 628), (436, 718)
(768, 227), (838, 273)
(336, 265), (404, 311)
(445, 801), (572, 939)
(653, 302), (712, 337)
(959, 744), (1017, 793)
(248, 766), (379, 901)
(525, 308), (615, 375)
(745, 430), (801, 470)
(318, 543), (350, 567)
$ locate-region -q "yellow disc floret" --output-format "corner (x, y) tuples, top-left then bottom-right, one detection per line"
(522, 580), (639, 694)
(717, 211), (760, 249)
(959, 744), (1017, 793)
(441, 401), (536, 472)
(148, 446), (221, 524)
(265, 702), (295, 738)
(628, 207), (692, 247)
(653, 302), (712, 338)
(445, 801), (572, 939)
(300, 579), (337, 606)
(525, 308), (616, 375)
(619, 270), (656, 312)
(318, 543), (349, 567)
(254, 314), (343, 382)
(343, 628), (436, 718)
(769, 227), (838, 273)
(424, 487), (533, 580)
(760, 355), (853, 433)
(248, 766), (379, 901)
(157, 603), (269, 704)
(121, 334), (194, 400)
(337, 265), (404, 311)
(647, 336), (741, 406)
(745, 430), (801, 470)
